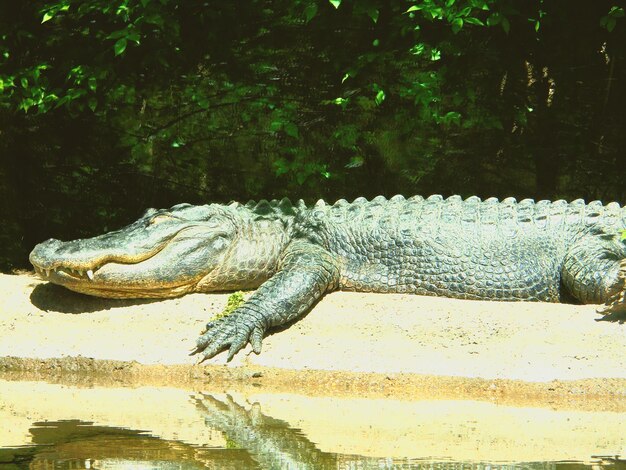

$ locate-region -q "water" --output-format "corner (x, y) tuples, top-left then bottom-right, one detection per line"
(3, 417), (623, 470)
(1, 379), (624, 470)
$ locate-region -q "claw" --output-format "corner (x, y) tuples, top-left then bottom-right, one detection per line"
(227, 340), (245, 362)
(227, 350), (236, 362)
(251, 327), (263, 354)
(195, 354), (208, 365)
(201, 342), (225, 361)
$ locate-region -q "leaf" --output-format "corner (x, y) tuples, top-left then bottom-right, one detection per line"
(20, 99), (31, 112)
(329, 0), (341, 9)
(367, 8), (379, 23)
(304, 3), (318, 23)
(88, 97), (97, 112)
(197, 96), (210, 108)
(144, 14), (165, 27)
(451, 17), (463, 33)
(87, 77), (97, 92)
(606, 17), (616, 32)
(375, 89), (385, 106)
(20, 77), (28, 89)
(274, 158), (289, 176)
(270, 121), (283, 132)
(114, 38), (127, 56)
(284, 122), (299, 138)
(107, 29), (128, 40)
(406, 5), (422, 12)
(442, 111), (461, 125)
(428, 7), (444, 19)
(430, 48), (441, 61)
(465, 17), (484, 26)
(41, 12), (53, 23)
(345, 156), (364, 168)
(501, 16), (510, 33)
(609, 6), (625, 17)
(127, 32), (141, 44)
(410, 43), (425, 55)
(486, 13), (501, 26)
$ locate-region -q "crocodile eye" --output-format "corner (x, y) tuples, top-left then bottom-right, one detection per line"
(149, 214), (174, 225)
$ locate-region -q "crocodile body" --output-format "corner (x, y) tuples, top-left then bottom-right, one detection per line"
(29, 195), (626, 360)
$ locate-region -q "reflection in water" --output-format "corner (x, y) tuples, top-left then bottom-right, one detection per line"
(0, 417), (255, 469)
(0, 393), (623, 470)
(197, 393), (336, 469)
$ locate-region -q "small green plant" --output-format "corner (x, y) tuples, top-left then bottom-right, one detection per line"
(209, 291), (247, 322)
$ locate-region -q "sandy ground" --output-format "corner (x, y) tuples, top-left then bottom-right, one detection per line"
(0, 273), (625, 401)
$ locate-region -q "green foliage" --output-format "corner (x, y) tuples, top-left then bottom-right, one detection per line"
(601, 6), (625, 32)
(329, 0), (342, 10)
(210, 291), (247, 323)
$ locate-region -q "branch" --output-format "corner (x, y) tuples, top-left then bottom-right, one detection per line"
(143, 95), (262, 138)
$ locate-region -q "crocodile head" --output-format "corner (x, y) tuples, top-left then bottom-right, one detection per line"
(29, 203), (256, 298)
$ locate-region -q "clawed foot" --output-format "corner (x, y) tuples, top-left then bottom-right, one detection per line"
(190, 310), (266, 362)
(596, 260), (626, 323)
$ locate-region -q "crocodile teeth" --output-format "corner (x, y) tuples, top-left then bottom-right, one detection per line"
(86, 270), (94, 281)
(45, 269), (51, 277)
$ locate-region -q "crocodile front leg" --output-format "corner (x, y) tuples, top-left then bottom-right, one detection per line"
(192, 240), (340, 361)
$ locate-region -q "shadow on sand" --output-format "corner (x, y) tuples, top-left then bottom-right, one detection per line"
(29, 282), (161, 314)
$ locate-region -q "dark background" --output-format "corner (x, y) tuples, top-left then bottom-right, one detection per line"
(1, 0), (625, 271)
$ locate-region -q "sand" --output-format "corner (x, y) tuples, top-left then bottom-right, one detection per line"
(0, 272), (624, 403)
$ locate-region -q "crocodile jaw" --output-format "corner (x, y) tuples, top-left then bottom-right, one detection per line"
(29, 225), (234, 299)
(31, 261), (198, 298)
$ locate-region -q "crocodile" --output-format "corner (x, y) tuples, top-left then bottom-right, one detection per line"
(29, 195), (626, 361)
